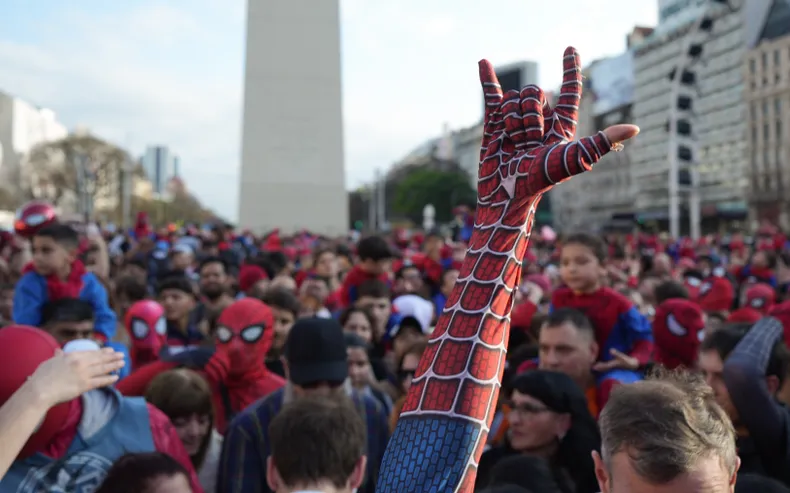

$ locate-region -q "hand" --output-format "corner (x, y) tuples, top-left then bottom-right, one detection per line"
(520, 281), (543, 306)
(27, 348), (125, 407)
(592, 349), (640, 372)
(475, 47), (639, 230)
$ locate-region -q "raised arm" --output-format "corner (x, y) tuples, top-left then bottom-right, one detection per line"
(376, 47), (639, 493)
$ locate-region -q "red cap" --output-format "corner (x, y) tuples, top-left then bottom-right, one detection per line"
(744, 283), (775, 314)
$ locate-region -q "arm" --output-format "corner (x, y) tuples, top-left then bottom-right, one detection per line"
(723, 317), (787, 456)
(619, 306), (654, 366)
(84, 274), (118, 340)
(216, 417), (265, 493)
(12, 273), (45, 326)
(147, 404), (205, 493)
(0, 383), (55, 479)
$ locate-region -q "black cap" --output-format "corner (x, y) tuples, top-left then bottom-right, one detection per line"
(284, 318), (347, 386)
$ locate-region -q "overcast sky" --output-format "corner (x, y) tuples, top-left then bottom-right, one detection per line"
(0, 0), (658, 220)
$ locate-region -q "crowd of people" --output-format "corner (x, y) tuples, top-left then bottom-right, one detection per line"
(0, 199), (789, 492)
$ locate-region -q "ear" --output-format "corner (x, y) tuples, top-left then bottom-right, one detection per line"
(592, 450), (610, 493)
(349, 456), (368, 489)
(589, 340), (600, 363)
(266, 456), (280, 491)
(766, 375), (780, 395)
(729, 456), (741, 489)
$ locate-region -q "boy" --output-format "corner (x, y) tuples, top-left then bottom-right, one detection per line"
(340, 235), (394, 307)
(13, 223), (117, 341)
(156, 274), (204, 352)
(551, 233), (652, 400)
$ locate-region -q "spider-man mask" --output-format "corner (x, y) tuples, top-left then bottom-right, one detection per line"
(0, 326), (73, 459)
(215, 298), (274, 375)
(125, 300), (167, 367)
(653, 299), (705, 369)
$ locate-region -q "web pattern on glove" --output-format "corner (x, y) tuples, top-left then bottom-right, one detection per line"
(377, 47), (616, 493)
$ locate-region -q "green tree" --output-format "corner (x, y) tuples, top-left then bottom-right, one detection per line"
(392, 167), (476, 224)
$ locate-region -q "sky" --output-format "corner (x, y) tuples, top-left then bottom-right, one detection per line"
(0, 0), (658, 221)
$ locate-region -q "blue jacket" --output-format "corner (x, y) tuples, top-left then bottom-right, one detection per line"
(13, 270), (117, 340)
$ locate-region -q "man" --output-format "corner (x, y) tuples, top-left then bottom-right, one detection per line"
(699, 319), (790, 484)
(198, 256), (235, 312)
(593, 370), (739, 492)
(217, 317), (390, 493)
(267, 397), (367, 493)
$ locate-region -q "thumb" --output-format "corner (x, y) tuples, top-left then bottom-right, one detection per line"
(603, 124), (640, 145)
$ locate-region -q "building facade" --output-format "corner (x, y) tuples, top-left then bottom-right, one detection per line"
(238, 0), (347, 234)
(0, 91), (68, 198)
(551, 52), (636, 232)
(629, 0), (773, 226)
(745, 0), (790, 226)
(141, 145), (178, 197)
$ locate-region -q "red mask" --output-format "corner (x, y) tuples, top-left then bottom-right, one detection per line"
(215, 298), (273, 375)
(125, 300), (167, 367)
(0, 326), (72, 458)
(653, 299), (705, 369)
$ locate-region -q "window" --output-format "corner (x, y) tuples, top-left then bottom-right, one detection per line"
(765, 123), (771, 140)
(777, 98), (783, 115)
(750, 58), (757, 73)
(763, 52), (769, 69)
(764, 100), (770, 115)
(776, 50), (781, 66)
(779, 120), (784, 142)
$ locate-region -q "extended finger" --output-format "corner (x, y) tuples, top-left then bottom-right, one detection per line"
(479, 59), (503, 122)
(603, 124), (640, 145)
(553, 47), (583, 140)
(518, 85), (546, 149)
(88, 374), (120, 390)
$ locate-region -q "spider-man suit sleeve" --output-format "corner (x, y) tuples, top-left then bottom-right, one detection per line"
(376, 47), (638, 492)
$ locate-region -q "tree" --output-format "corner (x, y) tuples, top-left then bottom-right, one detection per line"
(22, 133), (130, 217)
(392, 166), (476, 224)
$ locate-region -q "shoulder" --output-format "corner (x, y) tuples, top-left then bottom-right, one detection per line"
(16, 271), (43, 286)
(551, 286), (572, 302)
(600, 287), (633, 311)
(228, 388), (285, 433)
(81, 272), (103, 288)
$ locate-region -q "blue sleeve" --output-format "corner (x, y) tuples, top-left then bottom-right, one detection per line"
(548, 303), (554, 314)
(12, 273), (46, 326)
(348, 285), (358, 305)
(768, 275), (778, 288)
(614, 306), (654, 352)
(217, 416), (265, 493)
(104, 341), (132, 379)
(82, 274), (117, 340)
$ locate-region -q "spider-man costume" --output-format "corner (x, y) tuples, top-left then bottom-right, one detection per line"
(376, 47), (639, 491)
(652, 298), (705, 370)
(117, 298), (284, 433)
(125, 300), (167, 369)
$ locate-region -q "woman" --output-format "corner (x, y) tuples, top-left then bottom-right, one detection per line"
(389, 339), (428, 432)
(345, 333), (393, 416)
(95, 452), (192, 493)
(340, 306), (375, 345)
(476, 370), (601, 493)
(145, 369), (221, 493)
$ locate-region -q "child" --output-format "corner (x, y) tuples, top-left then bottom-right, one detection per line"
(339, 235), (393, 307)
(13, 224), (117, 341)
(551, 233), (652, 402)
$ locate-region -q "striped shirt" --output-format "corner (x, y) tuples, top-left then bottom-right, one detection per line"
(216, 383), (390, 493)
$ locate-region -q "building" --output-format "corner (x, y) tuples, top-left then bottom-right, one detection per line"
(141, 145), (178, 197)
(480, 61), (539, 114)
(0, 91), (68, 196)
(551, 51), (636, 232)
(629, 0), (773, 228)
(237, 0), (346, 234)
(745, 0), (790, 226)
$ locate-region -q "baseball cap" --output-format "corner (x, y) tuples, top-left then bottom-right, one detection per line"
(284, 318), (347, 386)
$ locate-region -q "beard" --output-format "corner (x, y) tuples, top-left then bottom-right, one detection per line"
(202, 285), (224, 301)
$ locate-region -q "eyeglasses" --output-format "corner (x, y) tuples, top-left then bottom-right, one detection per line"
(506, 401), (552, 416)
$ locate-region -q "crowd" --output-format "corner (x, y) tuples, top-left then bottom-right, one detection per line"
(0, 198), (789, 492)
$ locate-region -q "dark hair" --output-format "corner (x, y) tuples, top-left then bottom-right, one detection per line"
(396, 339), (428, 371)
(269, 396), (366, 488)
(145, 369), (214, 470)
(335, 244), (352, 260)
(562, 233), (606, 263)
(313, 247), (335, 264)
(41, 298), (94, 325)
(509, 371), (600, 493)
(356, 235), (394, 262)
(700, 323), (790, 385)
(344, 332), (370, 350)
(735, 473), (790, 492)
(599, 368), (737, 485)
(357, 279), (390, 300)
(94, 452), (189, 493)
(487, 455), (564, 493)
(654, 280), (689, 303)
(267, 251), (289, 273)
(156, 275), (196, 298)
(115, 275), (148, 302)
(34, 224), (79, 250)
(339, 306), (375, 329)
(261, 287), (301, 317)
(543, 308), (594, 337)
(198, 256), (226, 274)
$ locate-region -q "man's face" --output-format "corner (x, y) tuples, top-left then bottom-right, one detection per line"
(159, 289), (195, 321)
(271, 306), (295, 351)
(441, 269), (459, 296)
(356, 296), (391, 337)
(593, 451), (737, 493)
(698, 350), (738, 421)
(46, 320), (94, 345)
(32, 236), (71, 276)
(395, 267), (422, 295)
(538, 322), (597, 385)
(171, 251), (193, 271)
(199, 262), (227, 298)
(123, 264), (147, 281)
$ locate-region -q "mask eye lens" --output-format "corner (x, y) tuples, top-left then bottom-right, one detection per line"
(240, 326), (263, 343)
(155, 317), (167, 336)
(25, 214), (45, 226)
(216, 326), (233, 343)
(131, 320), (149, 339)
